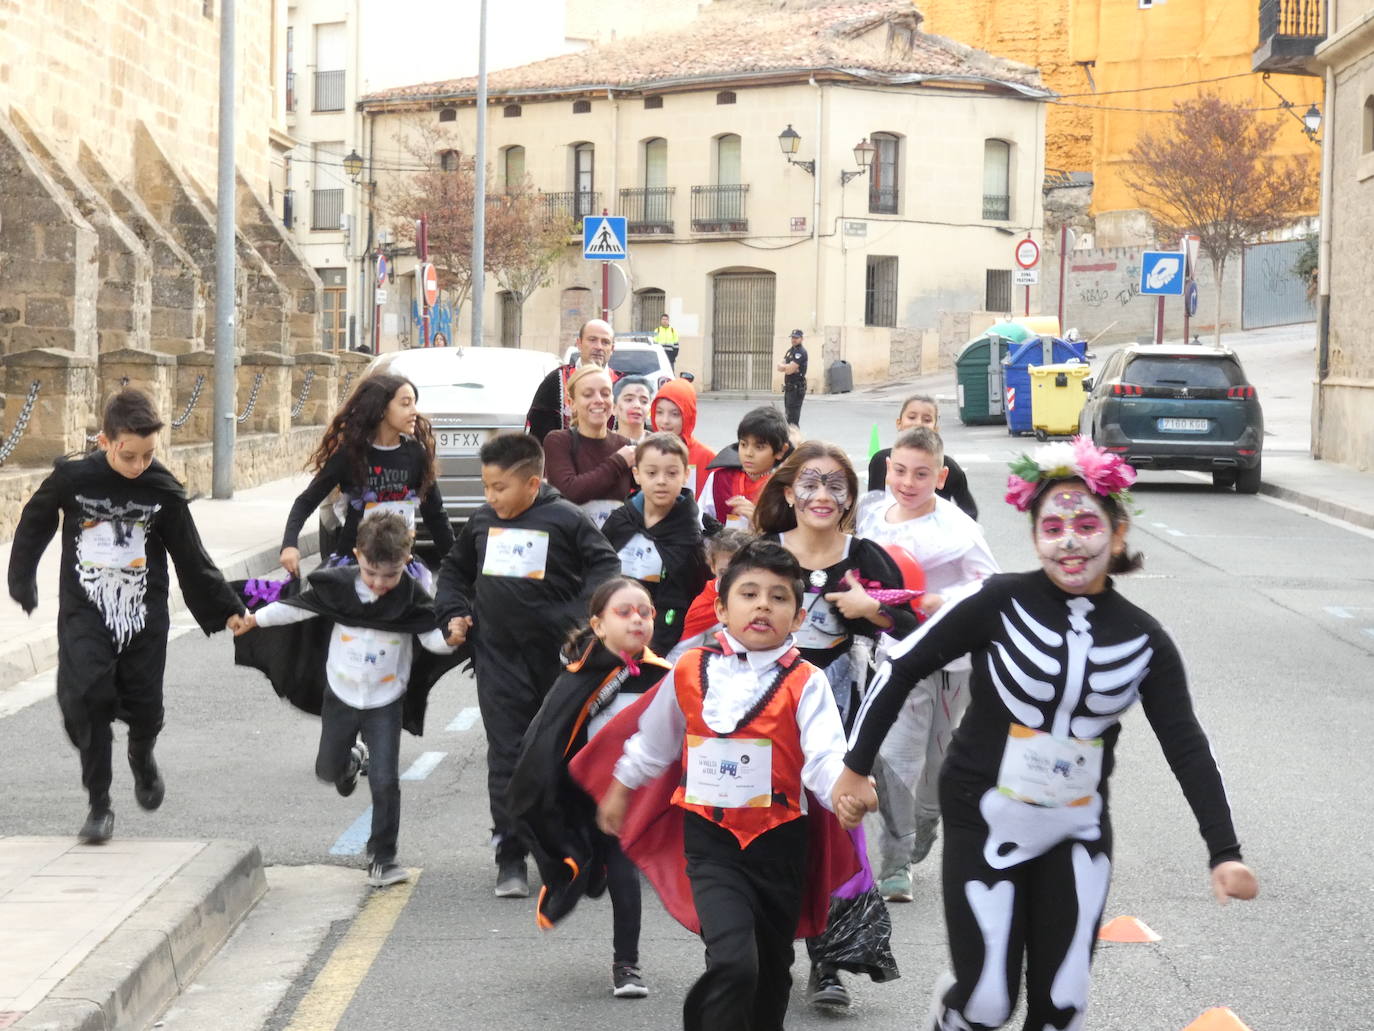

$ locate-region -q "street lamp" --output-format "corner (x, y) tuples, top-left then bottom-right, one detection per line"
(778, 124), (814, 175)
(343, 148), (365, 182)
(841, 137), (876, 186)
(1260, 73), (1322, 144)
(1302, 103), (1322, 140)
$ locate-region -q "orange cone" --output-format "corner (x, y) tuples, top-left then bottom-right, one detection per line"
(1181, 1007), (1253, 1030)
(1097, 915), (1161, 942)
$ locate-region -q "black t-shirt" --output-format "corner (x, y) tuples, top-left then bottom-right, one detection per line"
(783, 342), (808, 386)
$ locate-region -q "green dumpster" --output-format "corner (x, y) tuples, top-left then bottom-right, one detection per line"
(955, 322), (1036, 425)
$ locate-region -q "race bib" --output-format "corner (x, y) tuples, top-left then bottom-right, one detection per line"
(794, 594), (846, 651)
(618, 533), (663, 582)
(79, 520), (148, 571)
(363, 497), (418, 530)
(724, 514), (751, 531)
(683, 736), (773, 809)
(337, 630), (404, 686)
(581, 498), (620, 530)
(482, 528), (550, 580)
(997, 723), (1103, 807)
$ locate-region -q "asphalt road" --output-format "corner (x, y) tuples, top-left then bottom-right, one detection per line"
(3, 389), (1372, 1030)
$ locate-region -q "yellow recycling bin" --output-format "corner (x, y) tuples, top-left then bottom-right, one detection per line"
(1029, 362), (1092, 438)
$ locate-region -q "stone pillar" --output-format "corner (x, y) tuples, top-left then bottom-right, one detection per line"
(333, 351), (374, 405)
(172, 349), (229, 444)
(98, 348), (175, 455)
(290, 351), (339, 428)
(236, 172), (322, 356)
(237, 351), (294, 436)
(1, 348), (97, 465)
(0, 112), (99, 358)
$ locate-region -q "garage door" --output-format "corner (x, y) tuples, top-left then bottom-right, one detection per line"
(1242, 240), (1314, 329)
(711, 271), (775, 390)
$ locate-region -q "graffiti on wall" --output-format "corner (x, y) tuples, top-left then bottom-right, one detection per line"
(411, 299), (456, 346)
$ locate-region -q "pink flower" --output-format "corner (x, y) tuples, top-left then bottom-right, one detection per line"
(1071, 436), (1136, 497)
(1005, 474), (1039, 512)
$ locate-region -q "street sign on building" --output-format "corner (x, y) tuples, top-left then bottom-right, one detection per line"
(1014, 238), (1040, 269)
(1013, 268), (1039, 286)
(583, 216), (628, 259)
(1140, 251), (1185, 296)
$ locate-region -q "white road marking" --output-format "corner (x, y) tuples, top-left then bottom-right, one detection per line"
(1364, 628), (1374, 640)
(400, 751), (446, 781)
(1326, 606), (1354, 620)
(447, 706), (481, 732)
(330, 808), (372, 856)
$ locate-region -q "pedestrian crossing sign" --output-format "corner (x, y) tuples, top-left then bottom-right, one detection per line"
(583, 216), (628, 260)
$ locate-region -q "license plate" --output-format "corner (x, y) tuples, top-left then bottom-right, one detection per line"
(1157, 417), (1209, 433)
(435, 428), (486, 453)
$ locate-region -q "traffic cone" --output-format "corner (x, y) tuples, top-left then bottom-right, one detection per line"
(867, 423), (882, 460)
(1097, 915), (1161, 943)
(1181, 1007), (1252, 1030)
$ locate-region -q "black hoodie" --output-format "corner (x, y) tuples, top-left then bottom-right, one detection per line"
(601, 488), (715, 654)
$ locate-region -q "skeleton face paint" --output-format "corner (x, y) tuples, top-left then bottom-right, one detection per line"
(1034, 488), (1113, 594)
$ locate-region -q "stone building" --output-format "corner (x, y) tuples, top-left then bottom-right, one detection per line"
(0, 0), (360, 526)
(359, 0), (1052, 391)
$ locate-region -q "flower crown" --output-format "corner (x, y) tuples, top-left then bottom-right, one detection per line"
(1005, 436), (1137, 513)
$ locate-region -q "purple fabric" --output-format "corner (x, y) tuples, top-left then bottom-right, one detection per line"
(832, 825), (875, 899)
(243, 578), (287, 606)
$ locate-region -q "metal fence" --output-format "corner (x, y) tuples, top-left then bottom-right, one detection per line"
(983, 194), (1011, 220)
(691, 185), (749, 232)
(541, 190), (601, 223)
(620, 187), (675, 233)
(1260, 0), (1324, 39)
(869, 185), (899, 215)
(1242, 238), (1315, 329)
(711, 272), (775, 390)
(311, 188), (344, 231)
(313, 69), (345, 112)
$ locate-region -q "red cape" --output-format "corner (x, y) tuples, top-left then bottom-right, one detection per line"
(569, 684), (860, 939)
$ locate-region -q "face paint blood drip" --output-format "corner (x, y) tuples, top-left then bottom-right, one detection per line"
(1035, 489), (1112, 595)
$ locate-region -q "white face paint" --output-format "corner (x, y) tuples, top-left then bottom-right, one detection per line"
(1033, 487), (1114, 595)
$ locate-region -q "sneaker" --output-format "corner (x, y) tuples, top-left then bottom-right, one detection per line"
(611, 962), (648, 998)
(880, 866), (914, 903)
(78, 807), (114, 845)
(925, 970), (957, 1031)
(367, 861), (409, 888)
(356, 739), (370, 777)
(128, 748), (165, 811)
(807, 963), (850, 1010)
(494, 857), (529, 898)
(336, 745), (363, 798)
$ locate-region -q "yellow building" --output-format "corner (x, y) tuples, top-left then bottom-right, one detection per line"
(918, 0), (1324, 226)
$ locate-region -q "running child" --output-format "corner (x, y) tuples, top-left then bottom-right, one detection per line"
(592, 539), (862, 1031)
(649, 378), (716, 497)
(508, 578), (671, 999)
(233, 513), (465, 886)
(601, 433), (714, 656)
(857, 426), (999, 903)
(8, 388), (246, 843)
(279, 374), (454, 577)
(835, 438), (1258, 1030)
(700, 406), (790, 530)
(866, 394), (978, 519)
(435, 432), (620, 897)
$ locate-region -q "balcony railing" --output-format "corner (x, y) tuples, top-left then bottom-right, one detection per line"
(619, 186), (675, 234)
(311, 188), (344, 231)
(1253, 0), (1325, 74)
(285, 70), (296, 113)
(983, 194), (1010, 221)
(868, 185), (899, 215)
(313, 69), (345, 112)
(541, 190), (601, 225)
(691, 184), (749, 233)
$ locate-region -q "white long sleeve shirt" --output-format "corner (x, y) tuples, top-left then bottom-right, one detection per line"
(254, 577), (454, 710)
(613, 631), (847, 810)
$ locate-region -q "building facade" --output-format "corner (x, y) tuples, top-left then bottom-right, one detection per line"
(360, 0), (1051, 391)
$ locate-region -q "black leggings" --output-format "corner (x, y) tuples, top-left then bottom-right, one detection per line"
(604, 835), (642, 965)
(934, 785), (1113, 1030)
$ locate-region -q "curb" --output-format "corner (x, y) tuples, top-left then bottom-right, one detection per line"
(0, 531), (319, 696)
(13, 841), (268, 1031)
(1259, 481), (1374, 531)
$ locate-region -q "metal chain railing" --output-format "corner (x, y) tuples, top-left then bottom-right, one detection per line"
(340, 370), (355, 398)
(236, 372), (265, 425)
(170, 374), (207, 429)
(289, 368), (316, 419)
(0, 380), (41, 467)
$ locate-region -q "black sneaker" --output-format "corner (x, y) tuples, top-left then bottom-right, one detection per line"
(808, 963), (850, 1010)
(367, 861), (409, 888)
(129, 748), (165, 811)
(494, 856), (529, 898)
(336, 745), (363, 798)
(611, 962), (648, 998)
(78, 807), (114, 845)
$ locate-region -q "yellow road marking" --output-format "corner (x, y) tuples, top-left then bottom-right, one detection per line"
(283, 870), (420, 1031)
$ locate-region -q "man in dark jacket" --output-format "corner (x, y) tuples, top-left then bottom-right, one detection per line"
(526, 319), (618, 442)
(777, 328), (809, 428)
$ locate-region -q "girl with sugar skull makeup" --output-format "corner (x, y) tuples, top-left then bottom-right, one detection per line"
(832, 437), (1258, 1031)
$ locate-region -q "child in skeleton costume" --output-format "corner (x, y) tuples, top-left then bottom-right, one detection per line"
(855, 427), (1000, 905)
(755, 442), (917, 1010)
(8, 390), (246, 844)
(279, 374), (454, 580)
(835, 438), (1259, 1031)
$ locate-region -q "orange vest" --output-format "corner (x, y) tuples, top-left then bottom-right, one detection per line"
(671, 637), (813, 848)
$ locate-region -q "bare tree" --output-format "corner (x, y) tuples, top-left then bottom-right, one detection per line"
(487, 178), (575, 346)
(1122, 94), (1316, 346)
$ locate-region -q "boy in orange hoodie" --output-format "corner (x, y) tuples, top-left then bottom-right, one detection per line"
(649, 378), (716, 498)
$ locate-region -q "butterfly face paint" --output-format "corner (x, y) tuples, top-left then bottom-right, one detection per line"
(1034, 488), (1114, 594)
(789, 461), (850, 528)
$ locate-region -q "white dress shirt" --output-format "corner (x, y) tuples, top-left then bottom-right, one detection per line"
(254, 576), (454, 710)
(613, 631), (847, 810)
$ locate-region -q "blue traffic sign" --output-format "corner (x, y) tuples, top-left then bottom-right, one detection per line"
(1185, 280), (1199, 316)
(582, 216), (628, 260)
(1140, 251), (1185, 296)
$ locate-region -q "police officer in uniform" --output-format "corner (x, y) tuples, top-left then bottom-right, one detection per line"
(777, 329), (809, 428)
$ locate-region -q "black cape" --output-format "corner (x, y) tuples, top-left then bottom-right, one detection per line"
(232, 566), (469, 735)
(507, 641), (670, 928)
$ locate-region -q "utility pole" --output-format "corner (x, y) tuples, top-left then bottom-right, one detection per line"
(470, 0), (488, 347)
(212, 0), (237, 499)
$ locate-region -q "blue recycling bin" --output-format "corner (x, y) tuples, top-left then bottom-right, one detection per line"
(1002, 337), (1088, 436)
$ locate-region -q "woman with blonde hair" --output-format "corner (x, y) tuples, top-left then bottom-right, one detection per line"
(543, 364), (636, 529)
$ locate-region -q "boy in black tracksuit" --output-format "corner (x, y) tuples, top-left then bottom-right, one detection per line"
(435, 433), (620, 897)
(601, 433), (716, 656)
(7, 389), (245, 843)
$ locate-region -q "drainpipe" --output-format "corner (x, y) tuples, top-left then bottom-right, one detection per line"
(811, 75), (822, 336)
(1315, 49), (1335, 458)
